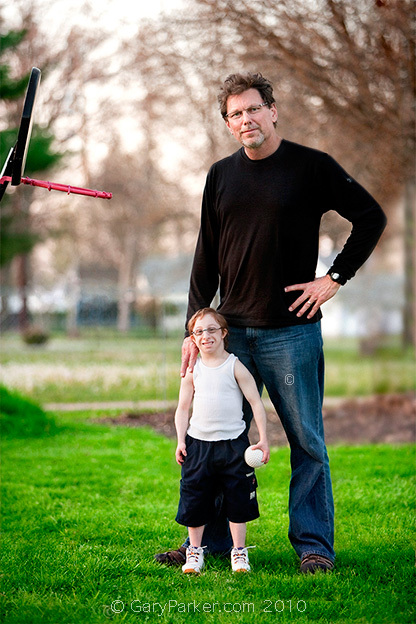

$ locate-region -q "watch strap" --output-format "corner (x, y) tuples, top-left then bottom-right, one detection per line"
(327, 270), (347, 286)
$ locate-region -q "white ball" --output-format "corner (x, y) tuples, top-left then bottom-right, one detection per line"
(244, 446), (265, 468)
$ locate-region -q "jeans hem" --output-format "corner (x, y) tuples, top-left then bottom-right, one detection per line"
(300, 550), (335, 563)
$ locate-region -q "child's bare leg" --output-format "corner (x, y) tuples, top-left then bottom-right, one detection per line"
(188, 525), (205, 547)
(229, 522), (246, 549)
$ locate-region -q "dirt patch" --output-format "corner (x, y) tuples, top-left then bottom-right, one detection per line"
(97, 392), (415, 446)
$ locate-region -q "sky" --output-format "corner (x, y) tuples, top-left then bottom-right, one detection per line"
(1, 0), (185, 30)
(69, 0), (185, 35)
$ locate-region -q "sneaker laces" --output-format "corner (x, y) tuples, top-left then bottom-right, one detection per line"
(232, 545), (255, 564)
(187, 545), (205, 564)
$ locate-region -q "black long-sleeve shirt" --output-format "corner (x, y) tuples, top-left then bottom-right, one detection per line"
(187, 139), (387, 329)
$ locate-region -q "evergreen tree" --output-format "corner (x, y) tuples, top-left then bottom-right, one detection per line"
(0, 30), (62, 267)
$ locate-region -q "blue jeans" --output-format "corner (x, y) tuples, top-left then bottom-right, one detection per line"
(186, 322), (335, 562)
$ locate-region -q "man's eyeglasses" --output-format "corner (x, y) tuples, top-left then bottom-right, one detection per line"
(192, 326), (222, 336)
(224, 102), (269, 121)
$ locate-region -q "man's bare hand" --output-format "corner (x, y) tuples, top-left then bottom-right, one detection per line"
(285, 275), (341, 319)
(180, 336), (199, 377)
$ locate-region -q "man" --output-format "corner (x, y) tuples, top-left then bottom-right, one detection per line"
(156, 72), (386, 573)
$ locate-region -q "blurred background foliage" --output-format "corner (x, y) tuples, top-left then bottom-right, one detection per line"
(0, 0), (414, 355)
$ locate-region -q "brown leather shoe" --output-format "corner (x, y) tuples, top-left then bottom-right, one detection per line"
(300, 554), (334, 574)
(154, 546), (187, 566)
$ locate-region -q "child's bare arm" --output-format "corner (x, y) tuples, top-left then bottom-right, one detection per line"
(234, 359), (270, 464)
(174, 370), (194, 465)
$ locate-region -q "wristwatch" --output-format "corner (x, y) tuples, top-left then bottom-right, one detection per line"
(327, 270), (347, 286)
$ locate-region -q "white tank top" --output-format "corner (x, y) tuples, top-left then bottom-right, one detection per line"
(187, 353), (245, 442)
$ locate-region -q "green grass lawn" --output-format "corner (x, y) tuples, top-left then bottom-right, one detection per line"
(0, 332), (414, 403)
(1, 410), (415, 624)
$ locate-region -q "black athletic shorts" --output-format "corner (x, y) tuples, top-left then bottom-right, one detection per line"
(176, 432), (259, 527)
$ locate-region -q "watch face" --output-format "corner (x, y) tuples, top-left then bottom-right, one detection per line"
(331, 272), (340, 280)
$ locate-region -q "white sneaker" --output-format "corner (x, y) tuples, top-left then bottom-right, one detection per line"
(231, 546), (254, 572)
(182, 545), (205, 574)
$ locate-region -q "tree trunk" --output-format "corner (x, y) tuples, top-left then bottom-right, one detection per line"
(16, 253), (30, 332)
(66, 264), (81, 337)
(403, 178), (416, 348)
(117, 233), (136, 332)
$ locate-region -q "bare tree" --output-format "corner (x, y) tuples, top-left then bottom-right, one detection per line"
(85, 134), (192, 332)
(123, 0), (414, 345)
(3, 0), (412, 341)
(188, 0), (415, 346)
(121, 15), (237, 174)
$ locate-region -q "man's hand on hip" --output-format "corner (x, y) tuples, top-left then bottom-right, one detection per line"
(285, 275), (341, 319)
(180, 336), (199, 377)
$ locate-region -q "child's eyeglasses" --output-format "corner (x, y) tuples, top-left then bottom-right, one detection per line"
(192, 327), (222, 336)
